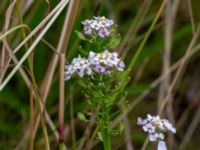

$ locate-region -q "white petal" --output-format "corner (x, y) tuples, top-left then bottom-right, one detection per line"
(157, 141), (167, 150)
(137, 117), (144, 125)
(149, 134), (157, 141)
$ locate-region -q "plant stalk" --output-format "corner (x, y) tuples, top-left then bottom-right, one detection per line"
(101, 105), (111, 150)
(59, 53), (65, 147)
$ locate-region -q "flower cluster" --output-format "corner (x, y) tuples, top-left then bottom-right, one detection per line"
(89, 50), (125, 75)
(82, 16), (114, 38)
(64, 56), (92, 80)
(137, 114), (176, 142)
(65, 50), (125, 80)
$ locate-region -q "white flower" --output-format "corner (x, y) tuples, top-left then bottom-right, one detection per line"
(81, 19), (92, 25)
(88, 50), (125, 74)
(137, 114), (176, 145)
(65, 50), (125, 80)
(65, 55), (92, 80)
(90, 20), (101, 30)
(137, 117), (146, 125)
(149, 133), (165, 141)
(147, 114), (161, 123)
(143, 123), (156, 133)
(162, 119), (176, 133)
(117, 61), (125, 71)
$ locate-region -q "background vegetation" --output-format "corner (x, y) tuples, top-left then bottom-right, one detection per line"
(0, 0), (200, 149)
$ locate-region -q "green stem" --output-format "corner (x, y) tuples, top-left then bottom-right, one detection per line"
(110, 0), (167, 104)
(59, 143), (66, 150)
(141, 137), (149, 150)
(101, 105), (111, 150)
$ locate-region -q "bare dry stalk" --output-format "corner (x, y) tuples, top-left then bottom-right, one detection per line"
(176, 104), (193, 130)
(39, 0), (77, 101)
(163, 1), (174, 147)
(119, 0), (152, 57)
(29, 83), (34, 150)
(179, 106), (200, 149)
(187, 0), (195, 35)
(31, 0), (79, 148)
(13, 0), (67, 54)
(124, 116), (134, 150)
(141, 137), (149, 150)
(0, 0), (16, 83)
(59, 53), (65, 143)
(77, 116), (96, 150)
(22, 0), (34, 14)
(69, 87), (76, 150)
(112, 42), (200, 127)
(1, 2), (69, 148)
(15, 2), (36, 148)
(158, 23), (200, 115)
(58, 1), (80, 148)
(178, 90), (200, 150)
(32, 0), (79, 143)
(159, 0), (172, 112)
(0, 0), (69, 92)
(159, 0), (180, 148)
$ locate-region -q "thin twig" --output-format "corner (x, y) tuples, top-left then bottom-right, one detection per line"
(124, 116), (134, 150)
(187, 0), (195, 35)
(112, 42), (200, 127)
(178, 90), (200, 150)
(158, 23), (200, 115)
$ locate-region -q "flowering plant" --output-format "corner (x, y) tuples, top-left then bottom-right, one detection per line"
(137, 114), (176, 150)
(65, 16), (124, 150)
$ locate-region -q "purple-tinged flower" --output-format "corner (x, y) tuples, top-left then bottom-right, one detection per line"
(137, 117), (144, 125)
(98, 28), (110, 38)
(94, 65), (106, 73)
(83, 26), (92, 35)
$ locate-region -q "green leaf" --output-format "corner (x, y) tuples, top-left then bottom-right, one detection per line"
(0, 88), (29, 118)
(77, 79), (87, 88)
(77, 112), (87, 121)
(97, 132), (103, 141)
(108, 34), (121, 49)
(0, 120), (18, 135)
(75, 31), (87, 41)
(119, 121), (125, 134)
(78, 46), (88, 56)
(127, 84), (150, 94)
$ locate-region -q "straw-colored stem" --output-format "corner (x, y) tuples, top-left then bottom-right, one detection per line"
(59, 53), (65, 144)
(0, 0), (68, 91)
(112, 42), (200, 127)
(111, 0), (167, 104)
(141, 137), (149, 150)
(0, 24), (29, 41)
